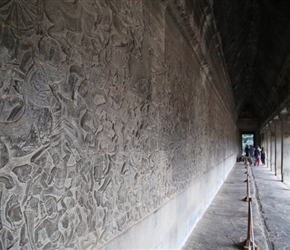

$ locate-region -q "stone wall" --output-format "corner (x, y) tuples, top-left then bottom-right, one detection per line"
(0, 0), (237, 249)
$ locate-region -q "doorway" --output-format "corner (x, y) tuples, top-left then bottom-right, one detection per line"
(241, 133), (254, 154)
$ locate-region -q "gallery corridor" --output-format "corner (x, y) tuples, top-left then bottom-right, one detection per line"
(2, 1), (290, 249)
(182, 162), (290, 250)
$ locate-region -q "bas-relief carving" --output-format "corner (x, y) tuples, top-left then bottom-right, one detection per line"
(0, 1), (163, 249)
(0, 1), (236, 249)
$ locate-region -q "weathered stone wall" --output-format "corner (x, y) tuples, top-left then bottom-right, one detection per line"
(0, 0), (237, 249)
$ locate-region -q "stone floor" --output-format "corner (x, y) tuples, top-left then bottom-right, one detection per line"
(181, 162), (290, 250)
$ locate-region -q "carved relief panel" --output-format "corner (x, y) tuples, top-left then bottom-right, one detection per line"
(0, 0), (236, 249)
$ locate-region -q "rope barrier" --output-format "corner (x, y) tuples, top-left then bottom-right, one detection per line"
(242, 157), (259, 250)
(243, 158), (250, 202)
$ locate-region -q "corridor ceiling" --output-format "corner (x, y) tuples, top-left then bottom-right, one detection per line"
(212, 0), (290, 122)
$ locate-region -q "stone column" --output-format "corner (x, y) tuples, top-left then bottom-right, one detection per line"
(260, 128), (265, 149)
(269, 122), (276, 171)
(264, 124), (271, 168)
(273, 117), (282, 179)
(280, 109), (290, 185)
(260, 127), (266, 163)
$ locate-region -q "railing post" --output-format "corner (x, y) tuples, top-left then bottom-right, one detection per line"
(241, 161), (259, 249)
(243, 157), (250, 202)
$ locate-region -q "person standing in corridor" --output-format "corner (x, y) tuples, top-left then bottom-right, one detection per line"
(254, 146), (261, 166)
(261, 147), (267, 165)
(245, 145), (249, 157)
(249, 145), (254, 165)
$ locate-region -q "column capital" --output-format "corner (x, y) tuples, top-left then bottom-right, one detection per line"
(273, 116), (282, 127)
(260, 127), (266, 134)
(279, 109), (290, 121)
(268, 121), (276, 131)
(264, 123), (272, 133)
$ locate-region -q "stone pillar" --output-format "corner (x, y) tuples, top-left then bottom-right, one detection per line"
(280, 110), (290, 185)
(260, 128), (264, 149)
(269, 122), (276, 171)
(273, 117), (282, 179)
(260, 127), (266, 163)
(264, 124), (271, 168)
